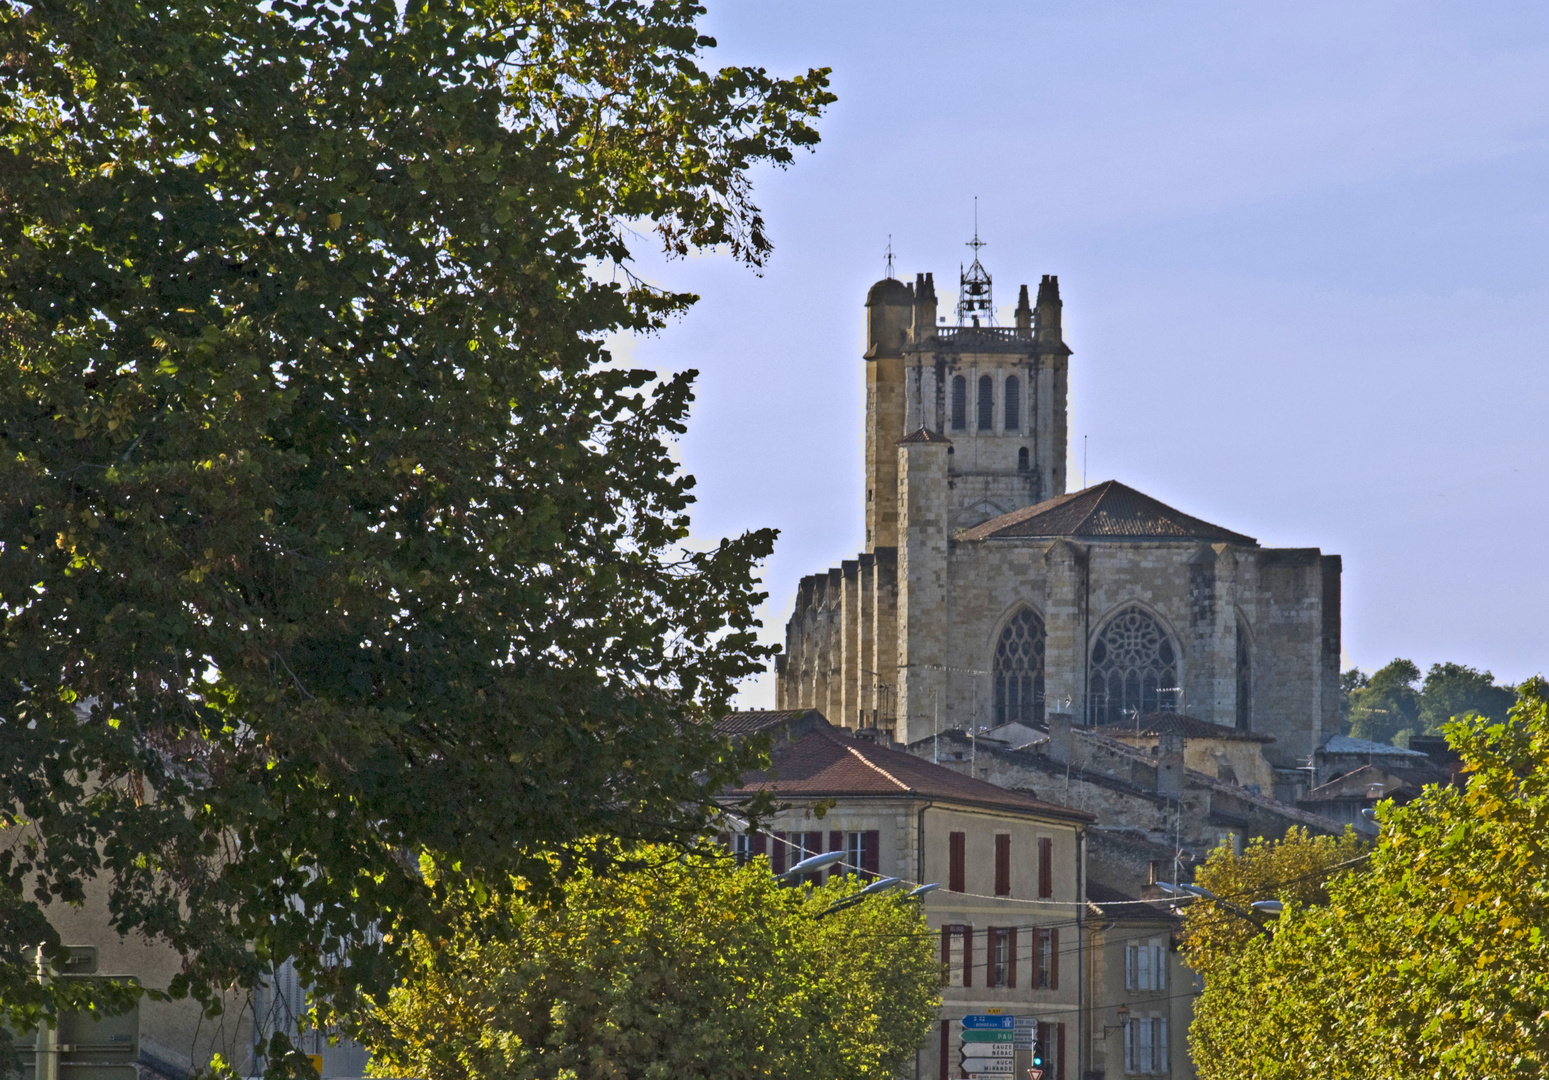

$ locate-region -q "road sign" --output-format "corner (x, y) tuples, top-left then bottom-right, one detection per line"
(961, 1059), (1013, 1074)
(1027, 1069), (1044, 1080)
(1013, 1017), (1038, 1049)
(962, 1015), (1017, 1030)
(960, 1031), (1015, 1044)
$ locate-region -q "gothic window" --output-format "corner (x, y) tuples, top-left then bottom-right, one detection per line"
(994, 606), (1046, 724)
(1017, 446), (1030, 471)
(1087, 606), (1179, 725)
(1004, 375), (1021, 430)
(951, 375), (967, 430)
(977, 374), (994, 430)
(1235, 618), (1252, 730)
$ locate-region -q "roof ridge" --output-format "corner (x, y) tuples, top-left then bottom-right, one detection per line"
(841, 740), (915, 793)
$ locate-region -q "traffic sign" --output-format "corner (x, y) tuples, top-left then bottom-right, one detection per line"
(1027, 1069), (1044, 1080)
(960, 1031), (1015, 1043)
(961, 1015), (1017, 1030)
(960, 1059), (1013, 1074)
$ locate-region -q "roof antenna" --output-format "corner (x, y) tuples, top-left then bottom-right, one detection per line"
(885, 235), (895, 280)
(1084, 435), (1089, 490)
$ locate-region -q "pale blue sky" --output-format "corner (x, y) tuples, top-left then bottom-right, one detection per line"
(619, 1), (1549, 705)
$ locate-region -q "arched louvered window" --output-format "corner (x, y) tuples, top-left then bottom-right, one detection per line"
(1087, 606), (1179, 725)
(994, 607), (1046, 724)
(1235, 618), (1252, 730)
(977, 375), (994, 430)
(1017, 447), (1030, 471)
(951, 376), (967, 430)
(1005, 375), (1020, 430)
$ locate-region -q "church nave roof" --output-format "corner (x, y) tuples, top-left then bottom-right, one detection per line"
(956, 479), (1257, 544)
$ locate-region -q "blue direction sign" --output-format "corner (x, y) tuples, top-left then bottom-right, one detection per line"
(961, 1015), (1017, 1030)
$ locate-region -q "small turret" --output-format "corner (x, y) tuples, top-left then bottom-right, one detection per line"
(1034, 275), (1070, 354)
(913, 272), (937, 343)
(1014, 283), (1032, 338)
(865, 277), (913, 358)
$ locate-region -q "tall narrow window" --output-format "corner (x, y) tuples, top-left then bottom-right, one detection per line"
(1017, 446), (1030, 471)
(1236, 618), (1252, 730)
(987, 927), (1017, 987)
(1032, 927), (1059, 988)
(1124, 1017), (1168, 1074)
(977, 374), (994, 430)
(951, 375), (967, 430)
(1037, 836), (1053, 898)
(948, 831), (966, 892)
(994, 833), (1012, 895)
(994, 607), (1046, 724)
(1088, 606), (1181, 725)
(941, 925), (973, 988)
(845, 830), (880, 880)
(1005, 375), (1020, 429)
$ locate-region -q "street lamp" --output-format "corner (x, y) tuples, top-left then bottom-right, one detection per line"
(906, 882), (943, 900)
(781, 850), (845, 880)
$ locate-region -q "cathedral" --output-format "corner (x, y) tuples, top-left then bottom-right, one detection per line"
(773, 250), (1343, 775)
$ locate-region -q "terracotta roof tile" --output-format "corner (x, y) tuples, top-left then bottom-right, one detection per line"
(957, 480), (1256, 544)
(727, 728), (1094, 822)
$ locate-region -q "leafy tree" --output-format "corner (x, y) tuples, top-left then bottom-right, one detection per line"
(363, 845), (941, 1080)
(1418, 661), (1516, 732)
(1345, 658), (1419, 744)
(1183, 687), (1549, 1080)
(0, 0), (831, 1048)
(1337, 668), (1369, 733)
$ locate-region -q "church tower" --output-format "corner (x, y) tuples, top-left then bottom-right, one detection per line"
(864, 248), (1072, 540)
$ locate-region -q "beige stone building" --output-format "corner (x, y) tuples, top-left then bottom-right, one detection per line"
(719, 711), (1094, 1080)
(774, 259), (1342, 780)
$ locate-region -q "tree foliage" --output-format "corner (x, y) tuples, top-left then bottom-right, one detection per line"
(1185, 687), (1549, 1079)
(1418, 661), (1517, 731)
(363, 845), (941, 1080)
(0, 0), (832, 1042)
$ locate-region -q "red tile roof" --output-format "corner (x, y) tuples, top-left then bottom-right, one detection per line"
(726, 727), (1093, 822)
(957, 480), (1256, 544)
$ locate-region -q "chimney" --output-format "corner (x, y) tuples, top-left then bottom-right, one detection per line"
(1046, 711), (1073, 765)
(1157, 729), (1184, 797)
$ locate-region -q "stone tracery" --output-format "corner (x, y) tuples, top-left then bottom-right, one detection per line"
(994, 606), (1046, 724)
(1088, 606), (1179, 724)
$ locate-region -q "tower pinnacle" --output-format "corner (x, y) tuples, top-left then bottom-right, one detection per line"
(956, 199), (994, 325)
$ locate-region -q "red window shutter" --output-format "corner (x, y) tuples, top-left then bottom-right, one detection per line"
(1056, 1022), (1066, 1080)
(773, 832), (786, 874)
(962, 926), (973, 987)
(1050, 927), (1060, 990)
(994, 833), (1011, 895)
(1007, 927), (1018, 988)
(939, 1019), (950, 1080)
(1038, 837), (1053, 898)
(751, 831), (767, 858)
(940, 926), (951, 985)
(949, 831), (966, 892)
(863, 830), (880, 875)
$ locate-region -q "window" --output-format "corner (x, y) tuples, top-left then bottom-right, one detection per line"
(1017, 446), (1029, 472)
(1087, 606), (1180, 725)
(994, 607), (1046, 724)
(1125, 1017), (1169, 1074)
(774, 830), (827, 881)
(987, 927), (1017, 987)
(1004, 375), (1020, 429)
(993, 833), (1011, 896)
(951, 375), (967, 430)
(977, 374), (994, 430)
(1037, 836), (1053, 898)
(1032, 928), (1059, 989)
(948, 831), (966, 892)
(1236, 617), (1252, 730)
(940, 924), (973, 987)
(1126, 940), (1167, 991)
(732, 833), (752, 865)
(844, 830), (880, 879)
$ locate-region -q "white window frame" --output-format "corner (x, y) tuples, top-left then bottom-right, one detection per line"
(1124, 1017), (1168, 1075)
(1125, 939), (1166, 991)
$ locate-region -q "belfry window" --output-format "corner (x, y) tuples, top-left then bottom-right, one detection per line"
(1017, 446), (1030, 471)
(994, 606), (1046, 724)
(977, 375), (994, 430)
(1004, 375), (1020, 430)
(1235, 618), (1252, 730)
(1088, 606), (1179, 725)
(951, 376), (967, 430)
